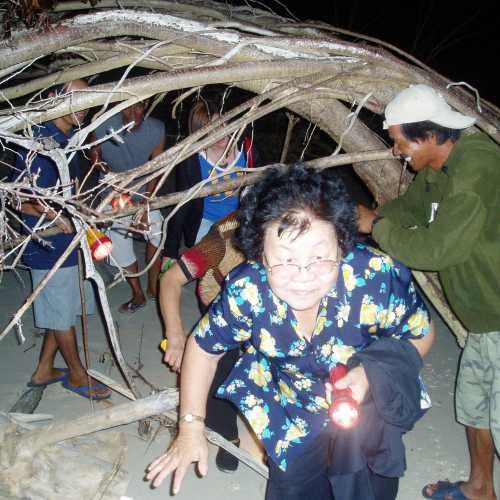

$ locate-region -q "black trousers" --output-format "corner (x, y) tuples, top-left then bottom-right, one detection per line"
(204, 348), (239, 441)
(266, 431), (399, 500)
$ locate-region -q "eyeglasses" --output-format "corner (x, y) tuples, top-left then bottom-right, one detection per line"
(265, 258), (340, 281)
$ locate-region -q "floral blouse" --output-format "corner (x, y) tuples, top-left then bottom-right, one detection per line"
(194, 243), (431, 471)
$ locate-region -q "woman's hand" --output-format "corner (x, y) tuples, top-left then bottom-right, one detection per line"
(146, 425), (208, 494)
(325, 365), (369, 404)
(163, 331), (187, 373)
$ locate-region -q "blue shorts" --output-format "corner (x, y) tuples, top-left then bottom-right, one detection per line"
(31, 265), (96, 331)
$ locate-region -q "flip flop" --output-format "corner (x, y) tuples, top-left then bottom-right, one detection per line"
(27, 368), (69, 387)
(118, 299), (146, 314)
(422, 480), (469, 499)
(62, 378), (111, 400)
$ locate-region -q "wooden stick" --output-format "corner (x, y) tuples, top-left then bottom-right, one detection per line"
(87, 369), (137, 401)
(205, 428), (269, 479)
(85, 370), (269, 478)
(15, 389), (179, 457)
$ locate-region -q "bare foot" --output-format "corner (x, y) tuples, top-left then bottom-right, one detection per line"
(423, 480), (497, 500)
(66, 372), (111, 398)
(30, 367), (67, 386)
(119, 296), (146, 313)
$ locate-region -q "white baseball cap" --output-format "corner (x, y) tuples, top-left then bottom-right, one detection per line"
(383, 84), (476, 130)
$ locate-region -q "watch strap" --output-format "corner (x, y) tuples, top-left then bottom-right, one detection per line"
(179, 413), (205, 424)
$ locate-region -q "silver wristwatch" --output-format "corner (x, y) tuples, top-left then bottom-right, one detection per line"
(179, 413), (205, 424)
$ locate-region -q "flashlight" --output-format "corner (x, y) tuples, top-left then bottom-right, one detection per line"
(86, 227), (113, 261)
(328, 364), (360, 429)
(111, 193), (134, 211)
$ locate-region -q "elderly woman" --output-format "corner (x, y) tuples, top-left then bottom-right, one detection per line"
(148, 165), (435, 500)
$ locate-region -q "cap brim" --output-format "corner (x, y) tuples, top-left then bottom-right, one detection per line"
(430, 110), (476, 129)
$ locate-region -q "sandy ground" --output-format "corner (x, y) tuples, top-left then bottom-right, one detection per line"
(1, 243), (498, 500)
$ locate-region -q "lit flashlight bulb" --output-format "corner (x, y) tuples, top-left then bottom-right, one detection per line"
(328, 364), (360, 429)
(86, 228), (113, 261)
(111, 193), (134, 211)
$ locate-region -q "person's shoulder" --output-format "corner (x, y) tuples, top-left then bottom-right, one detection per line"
(225, 260), (265, 286)
(451, 133), (499, 165)
(457, 132), (498, 151)
(145, 116), (165, 134)
(94, 112), (121, 138)
(448, 133), (500, 187)
(344, 243), (394, 267)
(35, 122), (57, 139)
(344, 243), (412, 281)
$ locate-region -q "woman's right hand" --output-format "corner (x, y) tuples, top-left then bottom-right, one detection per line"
(146, 425), (208, 494)
(163, 331), (187, 373)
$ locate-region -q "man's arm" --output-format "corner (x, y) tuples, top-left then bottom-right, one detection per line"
(373, 191), (486, 270)
(19, 200), (73, 233)
(88, 133), (110, 174)
(357, 204), (378, 234)
(145, 134), (166, 196)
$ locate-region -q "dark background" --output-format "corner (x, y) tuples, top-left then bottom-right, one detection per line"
(227, 0), (499, 105)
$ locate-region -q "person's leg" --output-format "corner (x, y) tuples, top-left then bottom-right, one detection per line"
(490, 331), (500, 457)
(205, 349), (240, 440)
(424, 333), (497, 499)
(30, 330), (64, 384)
(266, 432), (333, 500)
(205, 349), (241, 472)
(51, 327), (108, 397)
(30, 266), (108, 397)
(329, 467), (399, 500)
(144, 209), (163, 298)
(123, 260), (146, 307)
(108, 216), (145, 309)
(459, 333), (497, 499)
(368, 469), (399, 500)
(460, 426), (497, 499)
(145, 242), (161, 298)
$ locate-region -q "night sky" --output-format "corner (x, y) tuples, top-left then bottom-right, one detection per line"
(235, 1), (499, 105)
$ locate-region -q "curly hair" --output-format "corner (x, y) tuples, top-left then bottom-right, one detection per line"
(236, 164), (358, 261)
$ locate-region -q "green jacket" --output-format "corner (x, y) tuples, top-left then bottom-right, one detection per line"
(373, 133), (500, 333)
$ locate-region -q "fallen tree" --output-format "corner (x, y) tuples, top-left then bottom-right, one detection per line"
(0, 4), (496, 494)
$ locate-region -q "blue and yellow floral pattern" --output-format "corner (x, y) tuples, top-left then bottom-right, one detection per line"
(195, 243), (431, 470)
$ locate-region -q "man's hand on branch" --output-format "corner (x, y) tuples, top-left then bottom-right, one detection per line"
(133, 209), (151, 231)
(43, 205), (73, 234)
(54, 217), (73, 234)
(357, 204), (378, 234)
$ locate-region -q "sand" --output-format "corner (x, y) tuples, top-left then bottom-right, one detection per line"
(1, 244), (498, 499)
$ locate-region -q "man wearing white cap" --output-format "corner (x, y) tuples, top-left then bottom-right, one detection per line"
(358, 84), (500, 500)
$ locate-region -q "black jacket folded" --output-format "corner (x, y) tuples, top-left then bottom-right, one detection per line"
(329, 337), (427, 479)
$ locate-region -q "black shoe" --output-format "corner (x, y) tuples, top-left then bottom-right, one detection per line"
(216, 439), (240, 473)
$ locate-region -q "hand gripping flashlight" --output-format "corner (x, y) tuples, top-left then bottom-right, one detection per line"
(328, 364), (360, 429)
